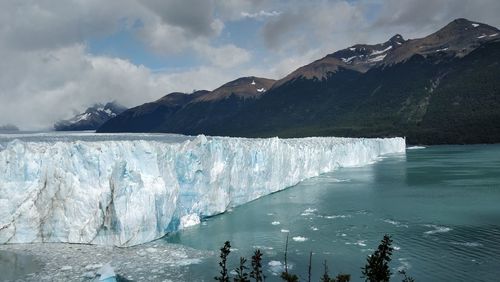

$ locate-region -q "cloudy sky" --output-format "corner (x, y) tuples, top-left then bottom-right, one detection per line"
(1, 0), (499, 129)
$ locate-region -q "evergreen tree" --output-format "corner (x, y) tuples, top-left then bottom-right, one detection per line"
(335, 274), (351, 282)
(321, 260), (332, 282)
(361, 235), (393, 282)
(399, 270), (415, 282)
(281, 234), (299, 282)
(234, 257), (250, 282)
(250, 249), (265, 282)
(215, 241), (232, 282)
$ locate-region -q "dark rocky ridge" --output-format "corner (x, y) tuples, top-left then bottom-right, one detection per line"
(98, 19), (500, 145)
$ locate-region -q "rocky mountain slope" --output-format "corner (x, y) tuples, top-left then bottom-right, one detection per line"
(98, 19), (500, 144)
(98, 77), (275, 133)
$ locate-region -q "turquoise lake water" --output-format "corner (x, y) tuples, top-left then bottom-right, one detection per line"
(167, 145), (500, 281)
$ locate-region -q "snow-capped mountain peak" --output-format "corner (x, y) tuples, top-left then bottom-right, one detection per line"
(54, 102), (127, 131)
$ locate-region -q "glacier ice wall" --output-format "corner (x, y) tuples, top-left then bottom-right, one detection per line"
(0, 135), (405, 246)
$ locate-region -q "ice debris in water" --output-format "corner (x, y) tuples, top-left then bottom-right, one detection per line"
(179, 214), (201, 229)
(96, 263), (116, 281)
(424, 224), (452, 235)
(0, 134), (405, 246)
(0, 240), (211, 281)
(292, 236), (308, 242)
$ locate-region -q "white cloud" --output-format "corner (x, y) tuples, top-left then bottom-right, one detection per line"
(194, 43), (251, 68)
(0, 41), (254, 130)
(241, 10), (281, 19)
(0, 44), (165, 129)
(1, 0), (500, 130)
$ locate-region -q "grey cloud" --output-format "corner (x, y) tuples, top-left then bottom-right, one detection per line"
(259, 0), (500, 56)
(260, 1), (369, 55)
(241, 10), (282, 19)
(2, 0), (500, 130)
(373, 0), (500, 38)
(140, 0), (220, 37)
(262, 10), (308, 51)
(0, 1), (141, 51)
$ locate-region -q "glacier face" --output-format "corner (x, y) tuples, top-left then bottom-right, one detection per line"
(0, 134), (405, 246)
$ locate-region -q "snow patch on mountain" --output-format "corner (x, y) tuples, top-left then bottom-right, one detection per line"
(371, 45), (393, 55)
(368, 54), (387, 63)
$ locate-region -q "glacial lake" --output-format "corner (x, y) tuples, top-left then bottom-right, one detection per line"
(166, 144), (500, 281)
(1, 142), (499, 281)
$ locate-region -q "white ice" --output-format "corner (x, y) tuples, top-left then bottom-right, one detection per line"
(371, 46), (392, 56)
(0, 134), (405, 246)
(368, 54), (387, 63)
(292, 236), (308, 242)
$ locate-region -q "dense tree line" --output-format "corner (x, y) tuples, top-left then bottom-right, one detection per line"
(215, 235), (414, 282)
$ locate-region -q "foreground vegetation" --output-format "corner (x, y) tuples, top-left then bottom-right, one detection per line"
(215, 235), (414, 282)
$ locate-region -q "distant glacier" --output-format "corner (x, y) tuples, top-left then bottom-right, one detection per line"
(0, 133), (405, 246)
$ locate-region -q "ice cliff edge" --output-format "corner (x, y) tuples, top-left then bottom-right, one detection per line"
(0, 135), (405, 246)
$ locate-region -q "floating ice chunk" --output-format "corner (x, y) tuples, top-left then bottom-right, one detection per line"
(346, 240), (366, 247)
(310, 226), (318, 231)
(301, 208), (317, 216)
(292, 236), (308, 242)
(382, 219), (409, 228)
(451, 242), (483, 247)
(85, 264), (103, 271)
(180, 214), (201, 229)
(253, 245), (274, 250)
(424, 224), (452, 235)
(61, 265), (72, 271)
(271, 221), (280, 225)
(407, 146), (426, 150)
(268, 260), (282, 266)
(96, 263), (116, 281)
(83, 271), (96, 279)
(268, 260), (286, 275)
(397, 258), (411, 272)
(325, 214), (350, 219)
(281, 229), (290, 233)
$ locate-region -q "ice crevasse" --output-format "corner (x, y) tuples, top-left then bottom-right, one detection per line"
(0, 135), (405, 246)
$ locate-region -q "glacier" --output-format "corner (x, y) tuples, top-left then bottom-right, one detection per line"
(0, 133), (405, 246)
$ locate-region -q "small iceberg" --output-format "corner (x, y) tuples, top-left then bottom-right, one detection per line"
(292, 236), (308, 242)
(407, 146), (426, 150)
(95, 263), (116, 282)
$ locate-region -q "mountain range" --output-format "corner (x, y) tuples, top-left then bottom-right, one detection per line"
(98, 18), (500, 145)
(55, 102), (127, 131)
